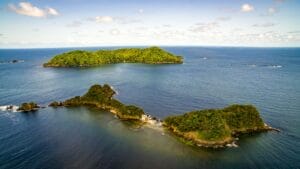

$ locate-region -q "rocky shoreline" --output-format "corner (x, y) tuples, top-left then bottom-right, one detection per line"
(164, 123), (280, 148)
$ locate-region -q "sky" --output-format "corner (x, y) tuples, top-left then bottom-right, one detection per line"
(0, 0), (300, 48)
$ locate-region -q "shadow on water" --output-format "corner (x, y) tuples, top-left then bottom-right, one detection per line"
(19, 110), (39, 118)
(45, 63), (120, 72)
(57, 105), (268, 153)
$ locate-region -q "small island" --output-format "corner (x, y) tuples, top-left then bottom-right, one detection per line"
(18, 102), (39, 112)
(164, 105), (276, 147)
(49, 84), (145, 120)
(43, 47), (183, 67)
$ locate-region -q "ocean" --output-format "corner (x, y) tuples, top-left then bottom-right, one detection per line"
(0, 47), (299, 169)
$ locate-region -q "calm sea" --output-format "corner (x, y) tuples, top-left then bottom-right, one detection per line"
(0, 47), (299, 169)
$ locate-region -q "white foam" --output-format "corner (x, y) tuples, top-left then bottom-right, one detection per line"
(268, 65), (282, 68)
(0, 105), (20, 112)
(249, 64), (257, 67)
(226, 142), (238, 148)
(141, 114), (163, 131)
(110, 86), (119, 95)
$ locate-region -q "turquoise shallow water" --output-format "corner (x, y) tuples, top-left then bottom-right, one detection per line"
(0, 47), (299, 169)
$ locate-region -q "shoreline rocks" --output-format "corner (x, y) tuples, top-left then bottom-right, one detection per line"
(18, 102), (40, 112)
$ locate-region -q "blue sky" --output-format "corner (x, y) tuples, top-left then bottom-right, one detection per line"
(0, 0), (300, 48)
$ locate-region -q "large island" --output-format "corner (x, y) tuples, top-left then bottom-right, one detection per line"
(48, 84), (276, 148)
(43, 47), (183, 67)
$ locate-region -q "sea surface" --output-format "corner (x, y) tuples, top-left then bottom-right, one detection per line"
(0, 47), (299, 169)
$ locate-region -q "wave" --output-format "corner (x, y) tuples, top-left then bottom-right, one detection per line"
(110, 85), (119, 95)
(267, 65), (282, 68)
(0, 105), (20, 112)
(248, 64), (257, 67)
(247, 64), (282, 69)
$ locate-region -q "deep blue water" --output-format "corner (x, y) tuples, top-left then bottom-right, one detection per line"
(0, 47), (299, 169)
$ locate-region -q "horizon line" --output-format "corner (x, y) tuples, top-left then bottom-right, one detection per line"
(1, 45), (300, 50)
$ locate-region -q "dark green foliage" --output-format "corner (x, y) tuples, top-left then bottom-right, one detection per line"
(60, 84), (144, 120)
(165, 109), (230, 140)
(164, 104), (265, 141)
(43, 47), (183, 67)
(18, 102), (39, 112)
(63, 96), (81, 106)
(222, 104), (264, 130)
(81, 84), (115, 103)
(124, 105), (145, 118)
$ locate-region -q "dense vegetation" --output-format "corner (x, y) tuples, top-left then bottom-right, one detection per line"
(18, 102), (39, 112)
(43, 47), (183, 67)
(164, 105), (266, 145)
(50, 84), (145, 120)
(222, 105), (264, 131)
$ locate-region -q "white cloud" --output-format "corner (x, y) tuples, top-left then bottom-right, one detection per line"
(216, 17), (231, 21)
(163, 24), (172, 27)
(32, 28), (40, 32)
(47, 8), (59, 16)
(138, 9), (144, 13)
(95, 16), (114, 23)
(9, 2), (59, 18)
(110, 29), (120, 35)
(190, 22), (219, 33)
(241, 4), (254, 12)
(288, 31), (300, 34)
(253, 22), (276, 27)
(268, 7), (279, 15)
(115, 17), (141, 24)
(93, 16), (141, 24)
(66, 21), (82, 27)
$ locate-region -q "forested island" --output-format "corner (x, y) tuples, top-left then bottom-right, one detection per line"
(46, 84), (276, 147)
(43, 47), (183, 67)
(164, 105), (275, 147)
(49, 84), (145, 120)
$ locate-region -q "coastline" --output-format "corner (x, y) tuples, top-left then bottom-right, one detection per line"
(43, 61), (183, 68)
(163, 123), (279, 148)
(43, 47), (183, 67)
